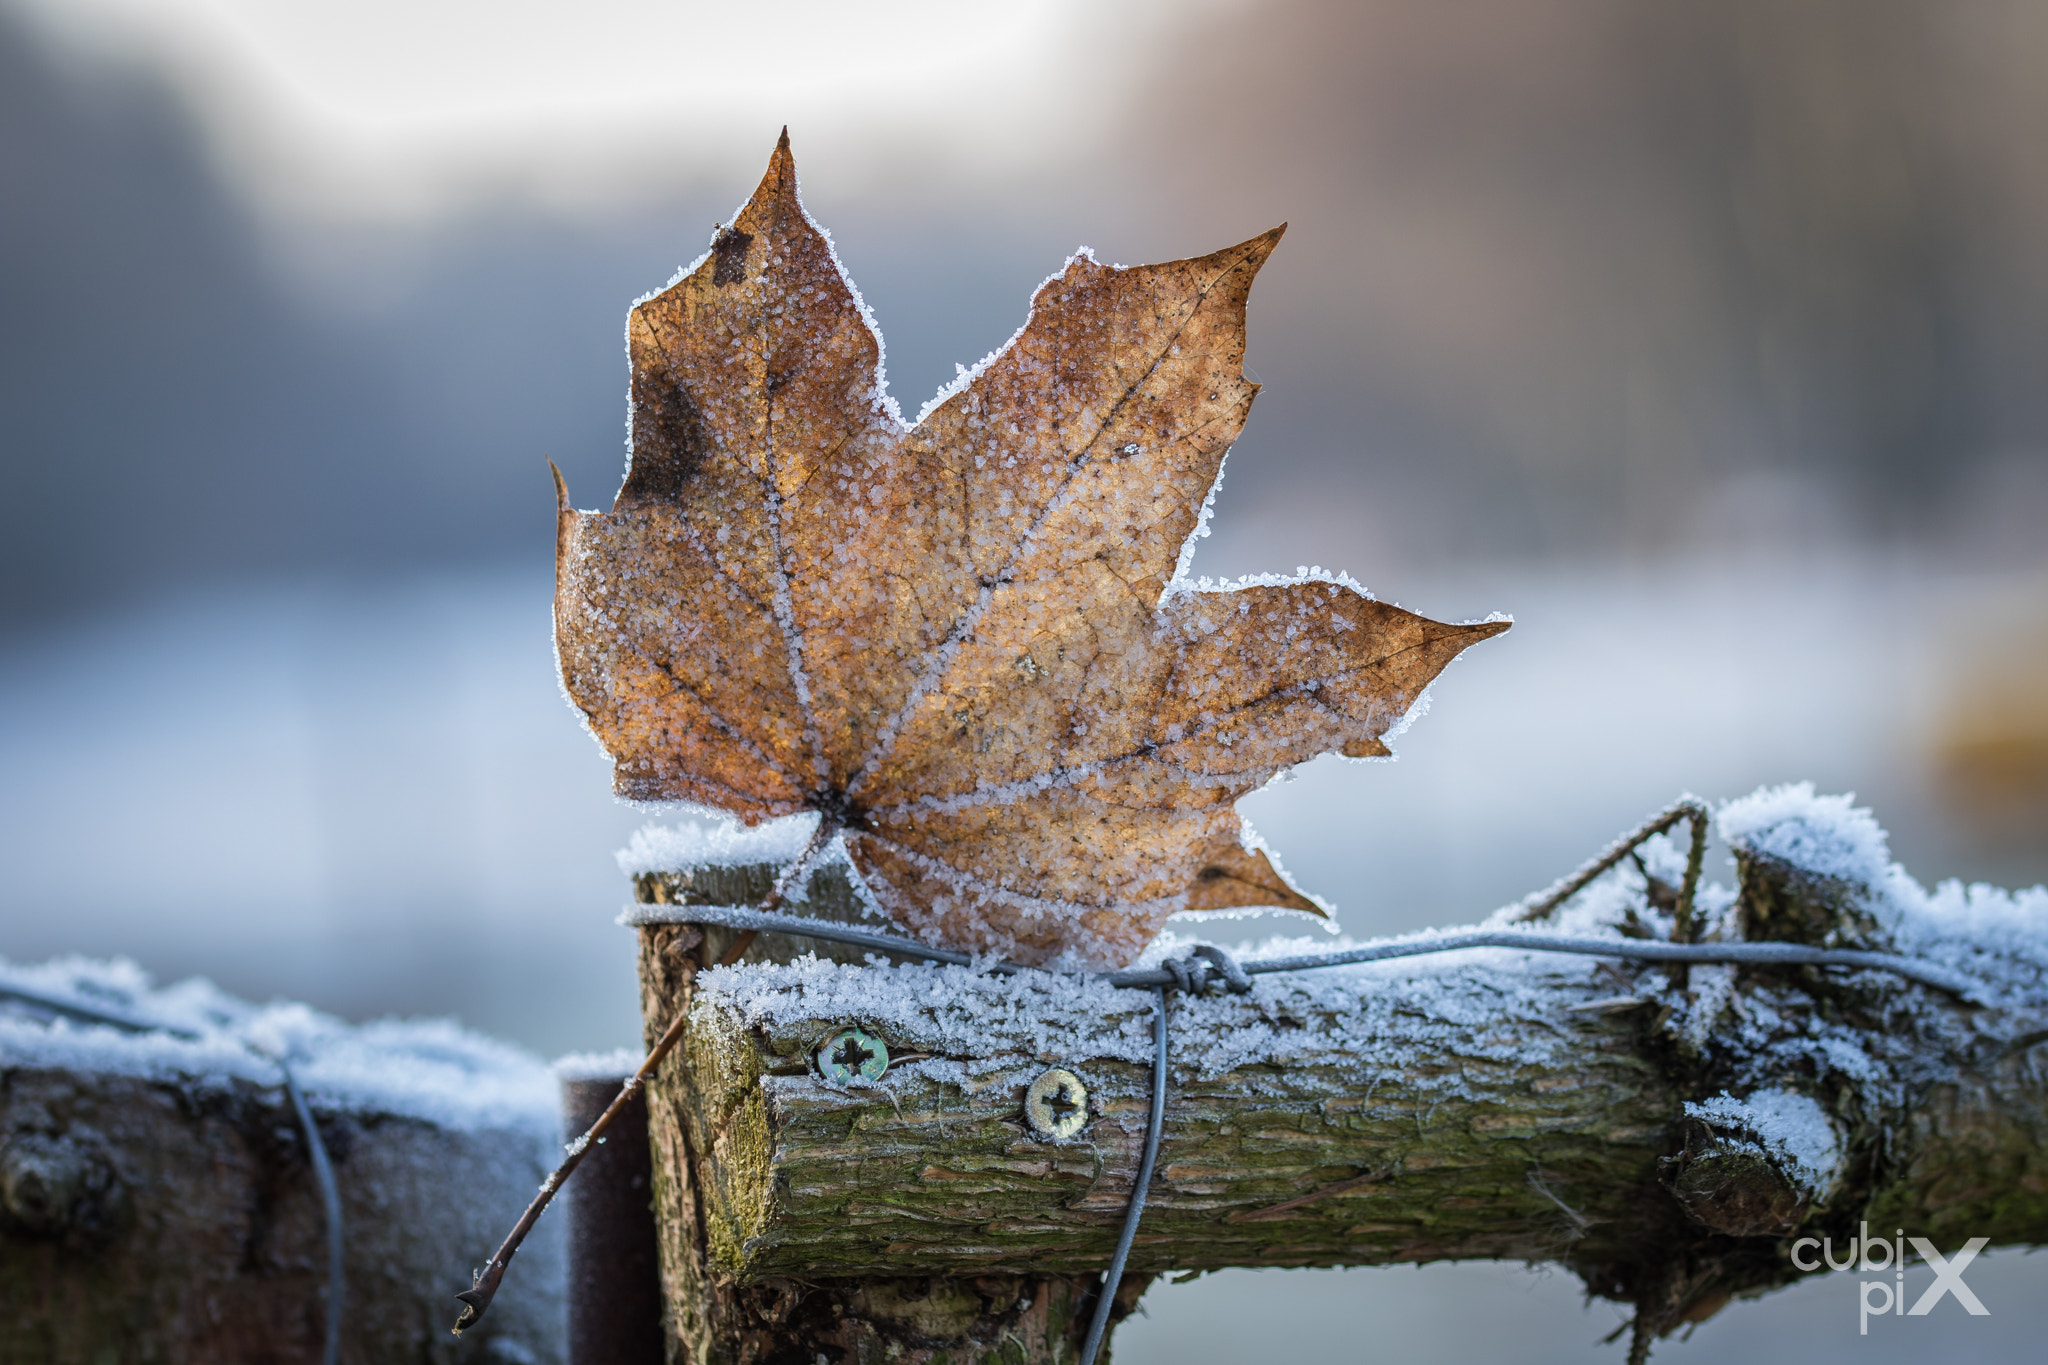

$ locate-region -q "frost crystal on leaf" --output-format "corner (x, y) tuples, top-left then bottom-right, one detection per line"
(553, 132), (1508, 966)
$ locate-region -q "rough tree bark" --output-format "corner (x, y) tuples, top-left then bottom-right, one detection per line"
(632, 834), (2048, 1363)
(632, 871), (1153, 1365)
(0, 1067), (565, 1364)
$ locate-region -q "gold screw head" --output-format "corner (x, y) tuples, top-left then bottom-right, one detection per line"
(1025, 1067), (1090, 1140)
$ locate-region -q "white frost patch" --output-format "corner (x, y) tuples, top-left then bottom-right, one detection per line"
(1676, 963), (1739, 1049)
(1177, 565), (1374, 599)
(553, 1046), (643, 1081)
(1719, 782), (1892, 890)
(1686, 1089), (1844, 1198)
(696, 929), (1595, 1093)
(1718, 782), (2048, 1004)
(0, 955), (556, 1138)
(617, 812), (833, 876)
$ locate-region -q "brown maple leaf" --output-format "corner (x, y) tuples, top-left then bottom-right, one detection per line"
(554, 133), (1508, 967)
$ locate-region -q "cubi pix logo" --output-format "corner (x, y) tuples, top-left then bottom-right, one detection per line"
(1787, 1223), (1990, 1334)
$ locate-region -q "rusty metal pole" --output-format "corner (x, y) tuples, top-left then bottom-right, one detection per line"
(560, 1075), (665, 1365)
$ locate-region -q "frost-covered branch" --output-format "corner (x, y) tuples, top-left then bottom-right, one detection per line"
(629, 786), (2048, 1363)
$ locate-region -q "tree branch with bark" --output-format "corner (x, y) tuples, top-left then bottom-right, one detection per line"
(622, 786), (2048, 1363)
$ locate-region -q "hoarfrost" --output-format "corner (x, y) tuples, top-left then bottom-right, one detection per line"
(617, 811), (830, 876)
(696, 927), (1600, 1098)
(680, 784), (2046, 1129)
(1685, 1089), (1844, 1198)
(1719, 782), (2048, 1007)
(1718, 782), (1891, 890)
(553, 1046), (643, 1081)
(0, 954), (557, 1139)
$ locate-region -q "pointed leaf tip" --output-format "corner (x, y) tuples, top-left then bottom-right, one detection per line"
(759, 131), (798, 201)
(1422, 615), (1511, 645)
(1235, 225), (1286, 271)
(548, 458), (569, 513)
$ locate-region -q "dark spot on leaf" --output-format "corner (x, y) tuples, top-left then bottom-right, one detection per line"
(713, 228), (754, 287)
(620, 371), (710, 506)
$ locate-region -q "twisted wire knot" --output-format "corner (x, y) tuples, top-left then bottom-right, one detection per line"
(1163, 944), (1253, 996)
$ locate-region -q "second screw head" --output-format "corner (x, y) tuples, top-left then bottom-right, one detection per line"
(816, 1027), (889, 1084)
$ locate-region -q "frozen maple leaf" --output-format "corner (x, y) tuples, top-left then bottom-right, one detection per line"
(554, 133), (1508, 966)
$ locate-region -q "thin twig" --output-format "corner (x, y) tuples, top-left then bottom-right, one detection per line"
(715, 930), (760, 966)
(451, 817), (841, 1335)
(1627, 1305), (1656, 1365)
(451, 1019), (677, 1334)
(1514, 799), (1709, 925)
(1673, 806), (1708, 943)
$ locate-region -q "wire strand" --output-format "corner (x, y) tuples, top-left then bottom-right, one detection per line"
(1078, 984), (1168, 1365)
(279, 1058), (346, 1365)
(619, 904), (1984, 999)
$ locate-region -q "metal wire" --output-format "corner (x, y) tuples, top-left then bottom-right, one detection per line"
(279, 1057), (346, 1365)
(1077, 985), (1169, 1365)
(619, 904), (1984, 1000)
(0, 980), (199, 1037)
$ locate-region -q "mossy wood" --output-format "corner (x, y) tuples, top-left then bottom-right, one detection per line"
(634, 844), (2048, 1363)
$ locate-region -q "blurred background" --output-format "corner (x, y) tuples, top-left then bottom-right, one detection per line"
(3, 0), (2044, 1357)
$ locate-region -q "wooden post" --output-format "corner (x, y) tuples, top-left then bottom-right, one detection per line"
(633, 897), (1146, 1365)
(0, 1067), (565, 1364)
(562, 1075), (665, 1365)
(631, 835), (2048, 1362)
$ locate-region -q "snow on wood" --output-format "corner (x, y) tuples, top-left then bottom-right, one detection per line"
(0, 959), (568, 1364)
(629, 786), (2048, 1358)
